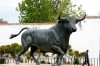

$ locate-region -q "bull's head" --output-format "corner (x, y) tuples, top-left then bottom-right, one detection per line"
(58, 13), (86, 33)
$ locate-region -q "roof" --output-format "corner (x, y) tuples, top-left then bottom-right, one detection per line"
(86, 16), (100, 19)
(0, 16), (100, 25)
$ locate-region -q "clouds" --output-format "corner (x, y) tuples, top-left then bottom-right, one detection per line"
(0, 0), (21, 23)
(71, 0), (100, 16)
(0, 0), (22, 9)
(0, 0), (100, 22)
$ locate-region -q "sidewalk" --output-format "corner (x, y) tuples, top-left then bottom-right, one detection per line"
(0, 63), (91, 66)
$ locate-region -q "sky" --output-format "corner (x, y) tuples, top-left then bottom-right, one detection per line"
(0, 0), (100, 23)
(0, 0), (21, 23)
(71, 0), (100, 15)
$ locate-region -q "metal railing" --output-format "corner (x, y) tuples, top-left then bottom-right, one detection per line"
(4, 58), (99, 66)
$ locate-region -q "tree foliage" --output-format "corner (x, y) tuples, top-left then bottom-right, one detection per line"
(16, 0), (84, 23)
(0, 43), (22, 58)
(68, 45), (84, 58)
(0, 43), (85, 58)
(10, 43), (22, 58)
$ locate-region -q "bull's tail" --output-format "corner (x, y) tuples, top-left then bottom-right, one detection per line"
(9, 27), (29, 39)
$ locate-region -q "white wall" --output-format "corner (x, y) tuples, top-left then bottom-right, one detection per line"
(70, 19), (100, 58)
(0, 24), (54, 45)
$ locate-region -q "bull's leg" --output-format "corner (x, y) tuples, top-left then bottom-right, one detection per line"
(16, 46), (29, 64)
(56, 54), (64, 66)
(52, 45), (65, 66)
(16, 36), (32, 64)
(29, 46), (40, 65)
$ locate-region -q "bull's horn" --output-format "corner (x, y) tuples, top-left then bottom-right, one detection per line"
(58, 12), (62, 20)
(76, 13), (86, 22)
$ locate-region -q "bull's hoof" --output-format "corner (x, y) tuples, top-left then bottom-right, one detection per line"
(16, 61), (19, 65)
(36, 62), (40, 65)
(15, 58), (19, 65)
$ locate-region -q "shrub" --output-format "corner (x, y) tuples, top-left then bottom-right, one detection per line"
(44, 54), (49, 57)
(20, 58), (23, 63)
(67, 61), (70, 64)
(40, 60), (45, 64)
(73, 58), (79, 64)
(0, 57), (5, 64)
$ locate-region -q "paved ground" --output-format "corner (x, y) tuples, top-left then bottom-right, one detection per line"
(0, 63), (90, 66)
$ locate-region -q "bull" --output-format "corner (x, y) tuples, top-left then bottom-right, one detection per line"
(9, 13), (86, 66)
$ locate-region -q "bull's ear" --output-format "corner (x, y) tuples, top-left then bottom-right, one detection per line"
(76, 13), (86, 23)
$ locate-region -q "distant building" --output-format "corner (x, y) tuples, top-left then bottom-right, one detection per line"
(0, 18), (8, 24)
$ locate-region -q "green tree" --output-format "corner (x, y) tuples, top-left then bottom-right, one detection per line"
(68, 45), (74, 57)
(0, 43), (22, 58)
(74, 50), (79, 57)
(10, 43), (22, 58)
(0, 46), (6, 55)
(16, 0), (53, 23)
(23, 50), (31, 60)
(16, 0), (84, 23)
(0, 45), (11, 56)
(78, 52), (85, 57)
(67, 45), (84, 58)
(4, 45), (11, 53)
(68, 49), (74, 57)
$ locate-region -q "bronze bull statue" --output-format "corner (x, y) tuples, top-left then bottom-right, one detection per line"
(10, 13), (86, 66)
